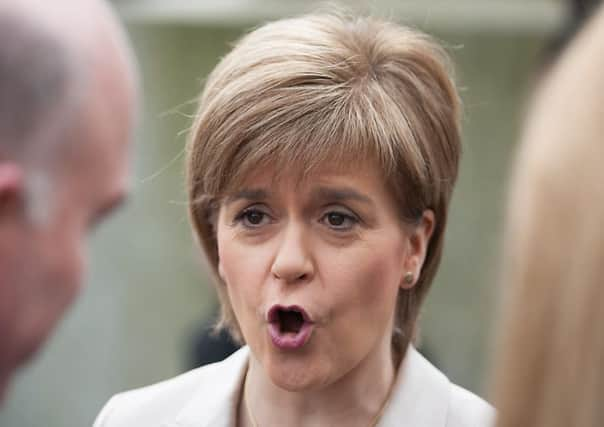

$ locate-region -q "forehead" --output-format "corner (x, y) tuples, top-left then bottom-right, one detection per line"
(225, 151), (385, 190)
(225, 161), (394, 208)
(241, 159), (378, 186)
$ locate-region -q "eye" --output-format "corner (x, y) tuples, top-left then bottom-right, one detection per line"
(320, 210), (358, 230)
(234, 207), (272, 228)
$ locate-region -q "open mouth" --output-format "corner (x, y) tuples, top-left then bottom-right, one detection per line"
(277, 309), (304, 334)
(267, 305), (314, 350)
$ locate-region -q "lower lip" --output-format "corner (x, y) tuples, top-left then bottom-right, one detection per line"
(268, 322), (314, 350)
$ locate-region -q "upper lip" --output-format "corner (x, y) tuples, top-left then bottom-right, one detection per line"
(267, 304), (314, 323)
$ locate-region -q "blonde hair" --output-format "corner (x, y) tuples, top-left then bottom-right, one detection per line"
(492, 6), (604, 427)
(186, 12), (461, 355)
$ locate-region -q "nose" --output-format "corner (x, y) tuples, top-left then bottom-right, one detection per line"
(270, 223), (314, 284)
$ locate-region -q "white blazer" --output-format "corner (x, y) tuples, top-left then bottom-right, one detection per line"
(94, 346), (494, 427)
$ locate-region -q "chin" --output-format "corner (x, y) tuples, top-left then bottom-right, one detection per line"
(0, 334), (40, 387)
(17, 341), (41, 367)
(265, 350), (330, 392)
(15, 326), (52, 368)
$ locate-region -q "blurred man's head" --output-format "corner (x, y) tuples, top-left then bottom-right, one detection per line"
(0, 0), (137, 400)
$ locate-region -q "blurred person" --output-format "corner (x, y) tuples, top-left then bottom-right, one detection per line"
(188, 309), (240, 369)
(95, 12), (494, 427)
(0, 0), (137, 403)
(540, 0), (602, 70)
(491, 5), (604, 427)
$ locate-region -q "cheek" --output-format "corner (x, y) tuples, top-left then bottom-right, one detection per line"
(320, 238), (405, 346)
(217, 233), (256, 299)
(216, 228), (272, 327)
(328, 242), (403, 311)
(51, 232), (86, 300)
(0, 258), (21, 361)
(36, 226), (87, 319)
(6, 227), (86, 366)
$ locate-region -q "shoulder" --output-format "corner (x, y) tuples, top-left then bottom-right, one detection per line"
(381, 346), (494, 427)
(93, 367), (207, 427)
(446, 383), (495, 427)
(93, 347), (249, 427)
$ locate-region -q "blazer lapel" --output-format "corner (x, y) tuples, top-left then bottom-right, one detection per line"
(164, 347), (250, 427)
(161, 346), (449, 427)
(378, 346), (451, 427)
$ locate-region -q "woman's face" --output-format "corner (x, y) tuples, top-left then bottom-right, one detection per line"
(216, 164), (432, 391)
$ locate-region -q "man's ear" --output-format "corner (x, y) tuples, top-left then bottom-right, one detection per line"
(401, 210), (435, 289)
(0, 163), (24, 218)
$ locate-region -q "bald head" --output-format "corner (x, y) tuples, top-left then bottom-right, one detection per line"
(0, 11), (73, 150)
(0, 0), (137, 160)
(0, 0), (138, 402)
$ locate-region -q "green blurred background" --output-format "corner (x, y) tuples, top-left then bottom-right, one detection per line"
(0, 1), (560, 425)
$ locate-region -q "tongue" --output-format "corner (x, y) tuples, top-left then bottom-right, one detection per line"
(280, 311), (304, 334)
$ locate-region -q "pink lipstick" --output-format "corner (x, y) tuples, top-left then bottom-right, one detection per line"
(267, 305), (314, 350)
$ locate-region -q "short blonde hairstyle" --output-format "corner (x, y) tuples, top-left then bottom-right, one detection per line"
(492, 6), (604, 427)
(187, 12), (461, 356)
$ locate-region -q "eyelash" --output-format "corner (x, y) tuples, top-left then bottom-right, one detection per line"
(233, 207), (273, 228)
(233, 206), (360, 232)
(318, 210), (359, 231)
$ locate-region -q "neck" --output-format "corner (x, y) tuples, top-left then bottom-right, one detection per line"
(241, 335), (397, 427)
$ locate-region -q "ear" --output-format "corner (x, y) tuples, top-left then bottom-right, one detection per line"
(400, 209), (435, 289)
(0, 162), (24, 219)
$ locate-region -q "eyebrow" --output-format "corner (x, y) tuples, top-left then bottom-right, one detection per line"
(223, 186), (374, 206)
(312, 186), (374, 206)
(224, 188), (269, 204)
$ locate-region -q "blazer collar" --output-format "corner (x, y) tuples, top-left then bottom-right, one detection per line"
(166, 347), (250, 427)
(378, 346), (450, 426)
(167, 346), (451, 427)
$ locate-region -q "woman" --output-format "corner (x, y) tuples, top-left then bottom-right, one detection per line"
(491, 5), (604, 427)
(95, 12), (493, 427)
